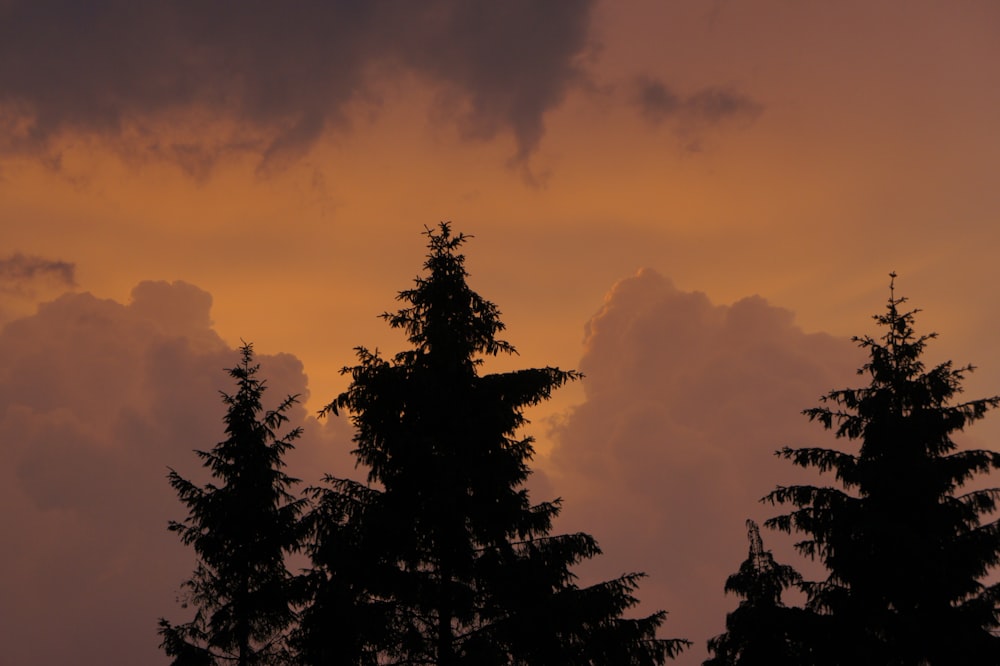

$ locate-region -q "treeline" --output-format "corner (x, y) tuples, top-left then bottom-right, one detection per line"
(159, 225), (1000, 665)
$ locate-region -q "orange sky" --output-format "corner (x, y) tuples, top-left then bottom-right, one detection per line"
(2, 2), (1000, 664)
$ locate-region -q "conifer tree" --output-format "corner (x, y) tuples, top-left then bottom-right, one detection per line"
(766, 275), (1000, 665)
(299, 223), (687, 665)
(705, 521), (809, 666)
(159, 343), (306, 666)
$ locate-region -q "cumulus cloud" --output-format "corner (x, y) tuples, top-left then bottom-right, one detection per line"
(0, 269), (868, 665)
(634, 75), (762, 151)
(0, 280), (353, 665)
(545, 269), (861, 664)
(0, 0), (595, 170)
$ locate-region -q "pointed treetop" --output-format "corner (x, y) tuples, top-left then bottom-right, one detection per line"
(747, 520), (767, 574)
(385, 221), (515, 368)
(765, 278), (1000, 663)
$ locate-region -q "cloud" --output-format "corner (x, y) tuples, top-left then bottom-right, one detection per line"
(633, 75), (762, 150)
(0, 269), (865, 665)
(0, 0), (596, 170)
(635, 77), (682, 122)
(683, 86), (763, 124)
(0, 251), (76, 324)
(0, 251), (75, 292)
(545, 269), (861, 664)
(0, 280), (354, 665)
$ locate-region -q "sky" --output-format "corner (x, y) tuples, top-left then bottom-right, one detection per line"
(2, 1), (1000, 663)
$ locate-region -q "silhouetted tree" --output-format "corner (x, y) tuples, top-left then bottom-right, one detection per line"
(705, 520), (810, 666)
(298, 223), (687, 665)
(766, 275), (1000, 665)
(159, 343), (306, 666)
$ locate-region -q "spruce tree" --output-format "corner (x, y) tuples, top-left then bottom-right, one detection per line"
(766, 275), (1000, 665)
(299, 223), (687, 664)
(705, 521), (809, 666)
(159, 343), (306, 666)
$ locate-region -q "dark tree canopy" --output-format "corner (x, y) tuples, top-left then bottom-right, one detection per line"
(297, 223), (688, 665)
(705, 521), (809, 666)
(159, 343), (306, 666)
(766, 275), (1000, 665)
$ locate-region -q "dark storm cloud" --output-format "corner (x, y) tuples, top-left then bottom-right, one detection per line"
(0, 0), (595, 168)
(635, 75), (762, 126)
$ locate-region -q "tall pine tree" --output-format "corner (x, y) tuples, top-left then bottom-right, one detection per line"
(159, 343), (306, 666)
(766, 275), (1000, 665)
(298, 223), (687, 665)
(705, 521), (809, 666)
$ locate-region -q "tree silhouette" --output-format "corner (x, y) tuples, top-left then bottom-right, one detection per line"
(159, 343), (306, 666)
(766, 275), (1000, 664)
(705, 520), (810, 666)
(298, 223), (687, 664)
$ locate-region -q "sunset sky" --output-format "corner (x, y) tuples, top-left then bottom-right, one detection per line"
(3, 2), (1000, 664)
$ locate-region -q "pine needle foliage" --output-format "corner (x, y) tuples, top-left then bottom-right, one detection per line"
(705, 521), (810, 666)
(298, 223), (688, 665)
(159, 343), (306, 666)
(765, 275), (1000, 665)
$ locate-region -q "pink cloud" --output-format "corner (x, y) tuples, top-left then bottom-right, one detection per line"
(0, 269), (871, 664)
(0, 281), (351, 665)
(546, 269), (862, 664)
